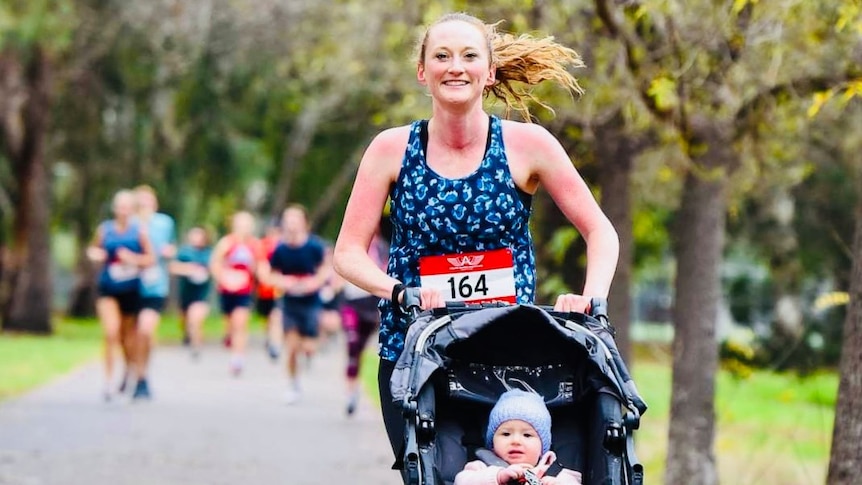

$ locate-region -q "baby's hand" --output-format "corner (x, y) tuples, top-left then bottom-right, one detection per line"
(497, 464), (531, 484)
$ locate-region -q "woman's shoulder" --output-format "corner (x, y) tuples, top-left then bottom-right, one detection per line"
(367, 124), (415, 154)
(499, 118), (555, 144)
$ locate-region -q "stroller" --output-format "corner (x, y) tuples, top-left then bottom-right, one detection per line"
(390, 294), (647, 485)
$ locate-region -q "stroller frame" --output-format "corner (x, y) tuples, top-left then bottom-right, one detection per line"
(390, 299), (646, 485)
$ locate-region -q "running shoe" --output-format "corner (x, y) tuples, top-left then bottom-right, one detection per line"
(346, 393), (359, 416)
(117, 371), (131, 394)
(222, 334), (232, 348)
(229, 357), (244, 377)
(132, 378), (151, 400)
(282, 387), (301, 405)
(266, 341), (280, 362)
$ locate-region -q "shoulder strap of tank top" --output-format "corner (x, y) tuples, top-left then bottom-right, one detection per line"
(418, 116), (494, 155)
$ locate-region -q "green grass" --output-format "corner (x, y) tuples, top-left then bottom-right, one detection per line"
(0, 312), (256, 400)
(360, 341), (838, 485)
(628, 341), (836, 485)
(0, 319), (102, 399)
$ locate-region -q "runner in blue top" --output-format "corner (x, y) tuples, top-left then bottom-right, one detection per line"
(332, 13), (620, 463)
(170, 226), (213, 359)
(132, 185), (177, 400)
(87, 189), (155, 401)
(264, 204), (329, 404)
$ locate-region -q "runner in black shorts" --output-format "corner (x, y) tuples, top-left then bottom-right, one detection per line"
(264, 204), (328, 404)
(88, 189), (155, 401)
(171, 226), (213, 359)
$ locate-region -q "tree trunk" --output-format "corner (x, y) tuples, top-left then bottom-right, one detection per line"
(595, 117), (639, 363)
(665, 118), (732, 485)
(826, 177), (862, 484)
(0, 46), (53, 334)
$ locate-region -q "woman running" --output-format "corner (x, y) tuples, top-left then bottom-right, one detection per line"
(87, 189), (155, 401)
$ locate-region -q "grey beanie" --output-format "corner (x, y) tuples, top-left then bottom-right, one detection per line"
(485, 389), (552, 455)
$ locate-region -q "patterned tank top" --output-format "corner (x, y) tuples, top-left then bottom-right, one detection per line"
(378, 115), (535, 361)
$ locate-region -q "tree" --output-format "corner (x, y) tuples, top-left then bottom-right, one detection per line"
(0, 1), (75, 332)
(593, 1), (861, 483)
(827, 160), (862, 484)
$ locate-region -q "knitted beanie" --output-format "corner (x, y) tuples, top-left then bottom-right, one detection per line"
(485, 389), (552, 455)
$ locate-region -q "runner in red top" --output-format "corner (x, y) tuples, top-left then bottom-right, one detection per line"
(210, 211), (266, 376)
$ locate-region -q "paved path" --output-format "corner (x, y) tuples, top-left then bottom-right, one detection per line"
(0, 338), (400, 485)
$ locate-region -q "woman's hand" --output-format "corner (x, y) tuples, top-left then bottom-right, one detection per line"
(86, 246), (107, 263)
(553, 293), (592, 313)
(418, 287), (444, 310)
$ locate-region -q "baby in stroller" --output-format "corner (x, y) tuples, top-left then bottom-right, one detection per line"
(391, 301), (646, 485)
(455, 389), (582, 485)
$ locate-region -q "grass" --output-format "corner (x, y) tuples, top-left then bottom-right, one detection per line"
(0, 312), (255, 400)
(359, 340), (837, 485)
(632, 341), (836, 485)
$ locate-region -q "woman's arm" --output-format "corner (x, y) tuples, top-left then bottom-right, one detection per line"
(86, 224), (107, 263)
(333, 127), (409, 300)
(506, 122), (619, 312)
(208, 237), (229, 284)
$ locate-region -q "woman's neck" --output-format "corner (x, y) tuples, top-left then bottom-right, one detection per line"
(428, 106), (488, 150)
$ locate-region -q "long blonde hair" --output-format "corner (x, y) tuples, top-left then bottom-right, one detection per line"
(417, 12), (585, 120)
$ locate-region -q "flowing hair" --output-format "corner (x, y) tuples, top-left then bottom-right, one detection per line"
(417, 12), (585, 120)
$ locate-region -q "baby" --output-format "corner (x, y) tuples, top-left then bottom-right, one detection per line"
(454, 389), (582, 485)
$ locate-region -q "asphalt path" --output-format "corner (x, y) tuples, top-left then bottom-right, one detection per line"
(0, 338), (400, 485)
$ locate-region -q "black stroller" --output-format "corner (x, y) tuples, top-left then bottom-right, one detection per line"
(390, 295), (647, 485)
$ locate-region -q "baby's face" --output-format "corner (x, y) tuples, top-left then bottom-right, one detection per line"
(491, 419), (542, 466)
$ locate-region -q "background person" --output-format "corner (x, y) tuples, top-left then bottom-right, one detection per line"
(171, 226), (213, 359)
(132, 184), (177, 400)
(210, 211), (265, 377)
(257, 222), (283, 361)
(339, 229), (388, 416)
(333, 12), (619, 459)
(87, 189), (155, 401)
(265, 204), (328, 404)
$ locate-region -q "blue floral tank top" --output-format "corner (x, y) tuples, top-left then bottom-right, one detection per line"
(378, 115), (535, 361)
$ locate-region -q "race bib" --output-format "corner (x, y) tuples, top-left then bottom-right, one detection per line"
(107, 263), (139, 282)
(221, 268), (251, 292)
(419, 248), (516, 304)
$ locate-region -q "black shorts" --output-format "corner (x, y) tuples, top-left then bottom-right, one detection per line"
(282, 301), (321, 338)
(180, 287), (210, 312)
(220, 292), (252, 315)
(98, 290), (141, 316)
(140, 296), (167, 312)
(255, 297), (276, 317)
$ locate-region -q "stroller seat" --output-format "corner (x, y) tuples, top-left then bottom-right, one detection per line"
(391, 303), (645, 485)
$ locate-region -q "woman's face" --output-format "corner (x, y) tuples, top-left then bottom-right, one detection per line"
(232, 213), (255, 237)
(418, 20), (495, 107)
(112, 193), (135, 220)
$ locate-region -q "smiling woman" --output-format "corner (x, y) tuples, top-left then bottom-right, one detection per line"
(332, 12), (619, 473)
